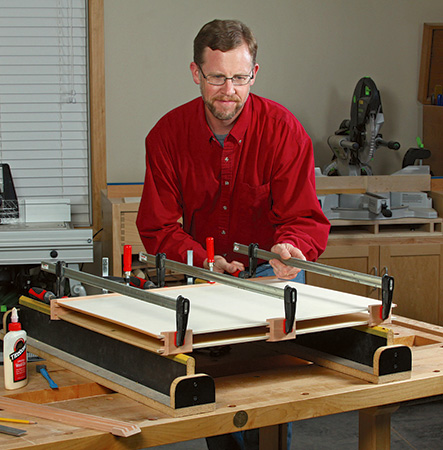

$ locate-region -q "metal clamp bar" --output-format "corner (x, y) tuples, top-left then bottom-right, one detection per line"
(233, 243), (383, 289)
(139, 252), (286, 300)
(40, 262), (177, 311)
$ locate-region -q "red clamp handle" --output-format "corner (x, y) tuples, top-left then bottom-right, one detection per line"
(123, 245), (132, 274)
(206, 237), (214, 264)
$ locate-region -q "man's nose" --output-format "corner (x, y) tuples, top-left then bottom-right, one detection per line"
(220, 79), (236, 95)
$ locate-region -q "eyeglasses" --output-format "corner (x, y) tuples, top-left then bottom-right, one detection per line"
(198, 65), (254, 86)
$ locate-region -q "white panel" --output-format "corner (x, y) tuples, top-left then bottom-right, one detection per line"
(60, 281), (382, 338)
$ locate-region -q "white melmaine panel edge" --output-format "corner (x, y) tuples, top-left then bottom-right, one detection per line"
(60, 280), (381, 337)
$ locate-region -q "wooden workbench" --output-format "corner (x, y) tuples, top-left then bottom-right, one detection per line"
(0, 316), (442, 450)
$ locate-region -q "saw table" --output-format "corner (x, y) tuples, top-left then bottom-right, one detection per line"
(0, 316), (441, 449)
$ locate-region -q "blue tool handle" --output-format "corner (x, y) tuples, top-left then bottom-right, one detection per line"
(40, 368), (58, 389)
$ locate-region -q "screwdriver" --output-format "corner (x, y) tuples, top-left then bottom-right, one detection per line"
(129, 276), (155, 290)
(28, 287), (56, 304)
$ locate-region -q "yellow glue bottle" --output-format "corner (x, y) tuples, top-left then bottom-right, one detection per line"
(3, 307), (28, 390)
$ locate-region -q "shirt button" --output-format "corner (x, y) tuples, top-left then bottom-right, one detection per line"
(225, 157), (229, 162)
(239, 140), (242, 143)
(224, 181), (229, 186)
(223, 253), (227, 257)
(221, 230), (226, 235)
(223, 205), (227, 210)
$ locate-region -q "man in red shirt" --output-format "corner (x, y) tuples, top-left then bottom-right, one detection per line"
(136, 19), (330, 281)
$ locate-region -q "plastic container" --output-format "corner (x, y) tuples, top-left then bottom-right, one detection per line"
(3, 307), (28, 390)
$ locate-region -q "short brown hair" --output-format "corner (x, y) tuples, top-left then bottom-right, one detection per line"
(193, 19), (258, 67)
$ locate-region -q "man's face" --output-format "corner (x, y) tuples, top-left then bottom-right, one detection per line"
(190, 43), (259, 130)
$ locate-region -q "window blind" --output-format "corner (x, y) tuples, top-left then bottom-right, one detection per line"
(0, 0), (91, 227)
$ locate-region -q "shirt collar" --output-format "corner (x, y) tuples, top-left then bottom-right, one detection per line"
(198, 95), (253, 144)
(229, 94), (252, 143)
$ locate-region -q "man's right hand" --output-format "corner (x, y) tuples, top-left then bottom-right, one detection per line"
(203, 256), (245, 274)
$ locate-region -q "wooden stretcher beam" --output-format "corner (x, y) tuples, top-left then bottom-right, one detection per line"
(25, 336), (216, 418)
(268, 325), (412, 384)
(16, 302), (216, 416)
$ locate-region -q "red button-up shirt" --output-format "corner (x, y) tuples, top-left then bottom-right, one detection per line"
(136, 94), (330, 267)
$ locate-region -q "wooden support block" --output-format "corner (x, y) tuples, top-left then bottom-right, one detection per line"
(170, 374), (216, 412)
(368, 304), (383, 327)
(50, 298), (63, 320)
(161, 330), (194, 355)
(373, 345), (412, 379)
(367, 304), (394, 327)
(266, 318), (296, 342)
(0, 396), (141, 437)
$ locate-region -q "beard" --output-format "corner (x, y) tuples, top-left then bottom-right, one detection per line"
(203, 94), (245, 121)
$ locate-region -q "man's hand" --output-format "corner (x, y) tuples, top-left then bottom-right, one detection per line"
(269, 243), (306, 280)
(203, 256), (245, 274)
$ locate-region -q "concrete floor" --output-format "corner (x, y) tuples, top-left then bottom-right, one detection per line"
(148, 397), (443, 449)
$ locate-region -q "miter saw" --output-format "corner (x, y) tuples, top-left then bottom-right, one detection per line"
(318, 77), (437, 221)
(323, 77), (400, 177)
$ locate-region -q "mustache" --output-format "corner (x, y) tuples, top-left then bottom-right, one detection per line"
(213, 95), (241, 102)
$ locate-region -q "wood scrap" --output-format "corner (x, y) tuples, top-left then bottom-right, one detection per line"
(0, 396), (140, 437)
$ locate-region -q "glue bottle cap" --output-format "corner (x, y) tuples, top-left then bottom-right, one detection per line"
(8, 307), (22, 331)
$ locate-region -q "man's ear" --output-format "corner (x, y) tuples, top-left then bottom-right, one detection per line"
(250, 63), (259, 87)
(190, 62), (201, 85)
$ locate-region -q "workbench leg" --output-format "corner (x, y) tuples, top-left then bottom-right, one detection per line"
(359, 405), (399, 450)
(259, 423), (288, 450)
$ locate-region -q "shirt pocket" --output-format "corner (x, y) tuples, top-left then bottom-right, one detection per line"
(235, 182), (271, 226)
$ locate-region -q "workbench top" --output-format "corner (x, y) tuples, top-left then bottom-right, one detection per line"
(0, 316), (442, 449)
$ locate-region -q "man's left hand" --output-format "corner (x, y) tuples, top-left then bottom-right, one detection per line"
(269, 243), (306, 280)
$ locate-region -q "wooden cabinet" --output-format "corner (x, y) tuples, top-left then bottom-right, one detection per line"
(423, 106), (443, 176)
(307, 235), (443, 326)
(101, 186), (143, 277)
(380, 243), (443, 325)
(306, 244), (379, 298)
(418, 24), (443, 176)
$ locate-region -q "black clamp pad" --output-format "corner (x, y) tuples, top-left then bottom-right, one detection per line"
(381, 274), (394, 320)
(175, 295), (190, 347)
(284, 286), (297, 334)
(55, 260), (66, 298)
(155, 253), (166, 288)
(248, 243), (259, 278)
